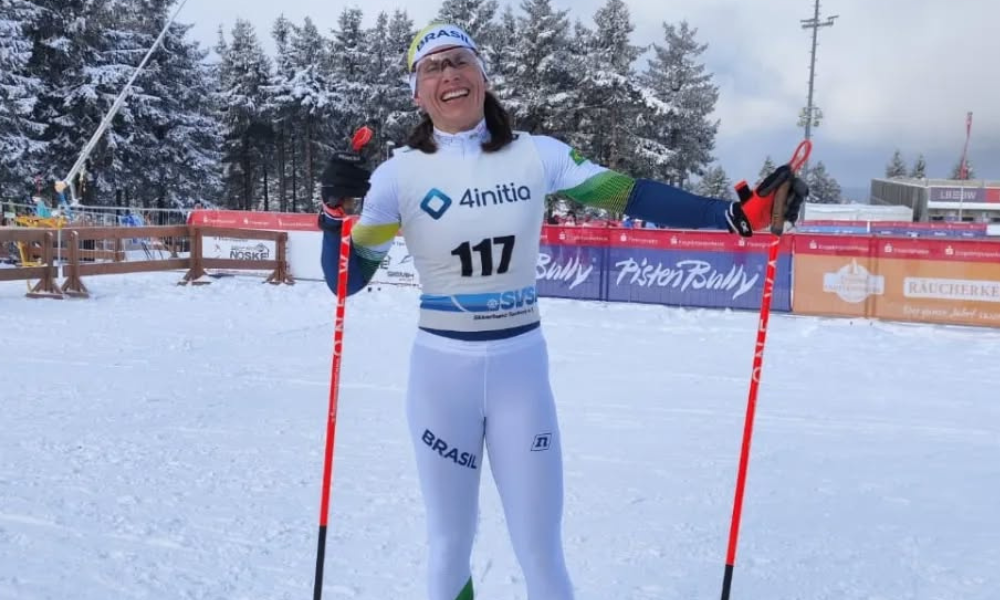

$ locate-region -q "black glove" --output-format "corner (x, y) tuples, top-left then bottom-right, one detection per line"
(725, 202), (754, 237)
(785, 175), (809, 224)
(320, 152), (371, 211)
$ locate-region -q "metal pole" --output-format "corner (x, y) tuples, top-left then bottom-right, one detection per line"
(800, 0), (838, 146)
(958, 112), (972, 221)
(804, 1), (818, 142)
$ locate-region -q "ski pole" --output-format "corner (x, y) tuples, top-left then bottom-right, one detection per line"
(721, 140), (811, 600)
(313, 125), (373, 600)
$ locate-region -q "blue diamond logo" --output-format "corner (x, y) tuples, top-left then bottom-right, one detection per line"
(420, 188), (452, 220)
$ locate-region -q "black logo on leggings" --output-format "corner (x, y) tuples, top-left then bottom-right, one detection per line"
(422, 429), (478, 469)
(531, 433), (552, 451)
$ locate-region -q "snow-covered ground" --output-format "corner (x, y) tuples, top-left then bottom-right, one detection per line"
(1, 273), (998, 600)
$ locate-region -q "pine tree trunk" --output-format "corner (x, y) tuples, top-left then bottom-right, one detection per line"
(304, 117), (314, 211)
(277, 125), (287, 212)
(157, 191), (166, 225)
(263, 165), (269, 212)
(609, 104), (620, 171)
(242, 138), (253, 211)
(291, 133), (298, 213)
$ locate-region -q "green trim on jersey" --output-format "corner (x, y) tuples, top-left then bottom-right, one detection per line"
(350, 220), (400, 286)
(455, 577), (474, 600)
(558, 170), (635, 214)
(351, 242), (386, 284)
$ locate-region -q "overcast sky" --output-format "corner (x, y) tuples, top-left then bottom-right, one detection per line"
(179, 0), (998, 195)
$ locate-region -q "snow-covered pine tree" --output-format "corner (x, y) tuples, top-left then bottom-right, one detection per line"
(757, 155), (776, 185)
(365, 11), (419, 165)
(695, 164), (733, 200)
(641, 21), (719, 186)
(576, 0), (666, 177)
(558, 19), (595, 156)
(364, 11), (393, 161)
(328, 8), (371, 148)
(216, 18), (273, 210)
(380, 10), (418, 147)
(91, 0), (222, 212)
(25, 0), (128, 204)
(99, 0), (200, 208)
(435, 0), (499, 66)
(805, 161), (841, 204)
(885, 149), (907, 178)
(502, 0), (574, 136)
(272, 16), (295, 77)
(0, 0), (45, 196)
(488, 4), (518, 106)
(589, 0), (640, 170)
(133, 2), (223, 212)
(909, 154), (926, 179)
(269, 15), (296, 211)
(77, 0), (179, 206)
(286, 17), (336, 210)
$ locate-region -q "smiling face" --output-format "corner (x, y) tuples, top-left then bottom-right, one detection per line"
(413, 46), (486, 134)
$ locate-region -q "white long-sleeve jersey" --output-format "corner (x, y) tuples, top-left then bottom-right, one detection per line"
(323, 119), (734, 338)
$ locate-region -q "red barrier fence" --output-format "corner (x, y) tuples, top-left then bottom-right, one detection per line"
(5, 217), (999, 329)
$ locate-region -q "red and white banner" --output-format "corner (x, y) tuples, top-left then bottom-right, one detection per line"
(188, 209), (322, 279)
(188, 209), (319, 232)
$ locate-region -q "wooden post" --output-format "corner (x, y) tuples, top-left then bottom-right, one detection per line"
(27, 232), (63, 299)
(180, 226), (210, 285)
(265, 232), (295, 285)
(61, 230), (90, 298)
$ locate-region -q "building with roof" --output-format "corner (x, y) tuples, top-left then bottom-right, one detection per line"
(869, 178), (1000, 223)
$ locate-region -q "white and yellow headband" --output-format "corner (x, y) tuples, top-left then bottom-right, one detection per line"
(406, 23), (486, 95)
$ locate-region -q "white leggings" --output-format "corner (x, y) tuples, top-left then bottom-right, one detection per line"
(406, 327), (575, 600)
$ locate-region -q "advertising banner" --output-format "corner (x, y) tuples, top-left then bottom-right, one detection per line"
(793, 235), (1000, 327)
(604, 230), (792, 311)
(188, 209), (319, 231)
(203, 236), (277, 262)
(929, 187), (1000, 203)
(792, 236), (878, 318)
(872, 239), (1000, 327)
(871, 221), (988, 238)
(369, 236), (420, 287)
(190, 209), (325, 279)
(536, 244), (605, 301)
(536, 226), (608, 300)
(796, 220), (989, 238)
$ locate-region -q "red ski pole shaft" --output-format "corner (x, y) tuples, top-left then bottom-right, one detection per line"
(313, 126), (372, 600)
(721, 140), (810, 600)
(721, 235), (780, 600)
(313, 215), (353, 600)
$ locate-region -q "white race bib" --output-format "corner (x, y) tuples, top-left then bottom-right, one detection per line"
(394, 134), (547, 332)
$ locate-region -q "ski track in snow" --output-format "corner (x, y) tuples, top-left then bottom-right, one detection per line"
(1, 273), (998, 599)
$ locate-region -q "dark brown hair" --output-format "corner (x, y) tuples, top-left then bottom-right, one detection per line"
(405, 91), (515, 154)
